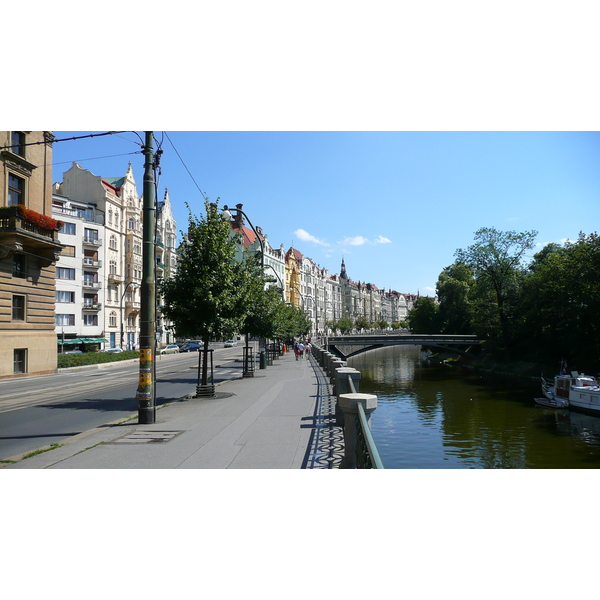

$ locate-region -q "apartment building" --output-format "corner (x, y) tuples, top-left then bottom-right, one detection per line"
(0, 131), (63, 378)
(52, 192), (106, 350)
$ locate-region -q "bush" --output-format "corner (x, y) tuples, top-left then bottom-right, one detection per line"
(57, 350), (139, 369)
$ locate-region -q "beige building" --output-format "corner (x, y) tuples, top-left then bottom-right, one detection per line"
(0, 131), (63, 378)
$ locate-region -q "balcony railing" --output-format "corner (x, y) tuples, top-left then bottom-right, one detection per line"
(82, 303), (102, 311)
(83, 280), (101, 289)
(107, 272), (123, 283)
(83, 257), (101, 268)
(82, 236), (102, 246)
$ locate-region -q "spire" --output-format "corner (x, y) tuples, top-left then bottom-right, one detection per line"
(340, 256), (348, 280)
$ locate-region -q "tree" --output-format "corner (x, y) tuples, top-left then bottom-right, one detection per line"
(160, 201), (247, 388)
(454, 227), (537, 354)
(436, 263), (475, 334)
(336, 317), (354, 334)
(354, 316), (371, 332)
(407, 297), (439, 333)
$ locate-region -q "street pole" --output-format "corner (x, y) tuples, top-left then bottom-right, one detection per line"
(137, 131), (156, 424)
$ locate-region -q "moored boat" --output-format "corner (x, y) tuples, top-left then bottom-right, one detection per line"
(534, 395), (569, 409)
(541, 371), (600, 412)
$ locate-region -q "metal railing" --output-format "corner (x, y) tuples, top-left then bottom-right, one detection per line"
(355, 403), (385, 469)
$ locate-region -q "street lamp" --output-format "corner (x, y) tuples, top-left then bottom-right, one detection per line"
(223, 204), (264, 267)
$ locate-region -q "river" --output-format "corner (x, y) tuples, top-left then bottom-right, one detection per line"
(348, 345), (600, 469)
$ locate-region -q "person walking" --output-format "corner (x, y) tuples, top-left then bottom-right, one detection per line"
(297, 341), (305, 359)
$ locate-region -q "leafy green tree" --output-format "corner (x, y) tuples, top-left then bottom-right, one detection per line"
(518, 233), (600, 370)
(376, 319), (389, 330)
(336, 317), (354, 334)
(160, 201), (247, 387)
(436, 263), (475, 334)
(354, 316), (371, 332)
(454, 227), (537, 354)
(407, 297), (439, 333)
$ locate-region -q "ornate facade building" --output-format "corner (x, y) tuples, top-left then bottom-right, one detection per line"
(0, 131), (63, 378)
(53, 163), (177, 351)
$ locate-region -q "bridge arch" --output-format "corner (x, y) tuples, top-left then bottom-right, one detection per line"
(324, 334), (480, 360)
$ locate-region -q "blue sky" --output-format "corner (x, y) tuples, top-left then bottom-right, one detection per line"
(51, 131), (600, 295)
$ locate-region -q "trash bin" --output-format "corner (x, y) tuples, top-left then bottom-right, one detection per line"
(259, 350), (267, 369)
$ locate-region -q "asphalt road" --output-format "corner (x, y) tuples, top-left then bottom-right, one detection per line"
(0, 345), (247, 461)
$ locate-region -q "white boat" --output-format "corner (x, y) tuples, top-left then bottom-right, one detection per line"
(542, 371), (600, 412)
(534, 396), (569, 409)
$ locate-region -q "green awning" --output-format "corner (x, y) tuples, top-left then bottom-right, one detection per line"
(58, 337), (108, 344)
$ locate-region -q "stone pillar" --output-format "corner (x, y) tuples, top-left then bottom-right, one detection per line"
(334, 367), (361, 425)
(329, 359), (346, 383)
(338, 393), (378, 469)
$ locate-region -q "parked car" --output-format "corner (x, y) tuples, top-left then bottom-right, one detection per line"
(224, 340), (238, 347)
(160, 344), (180, 355)
(63, 350), (82, 354)
(179, 342), (201, 353)
(103, 348), (123, 353)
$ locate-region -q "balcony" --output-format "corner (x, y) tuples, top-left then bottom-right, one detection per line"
(82, 236), (102, 247)
(0, 205), (63, 267)
(125, 300), (141, 312)
(107, 272), (123, 284)
(82, 302), (102, 311)
(83, 257), (101, 268)
(83, 280), (101, 290)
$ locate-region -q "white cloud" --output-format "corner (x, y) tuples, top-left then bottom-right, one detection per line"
(374, 235), (391, 244)
(342, 236), (368, 246)
(294, 229), (329, 246)
(339, 235), (392, 246)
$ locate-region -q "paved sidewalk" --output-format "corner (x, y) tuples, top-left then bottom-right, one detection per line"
(2, 352), (344, 469)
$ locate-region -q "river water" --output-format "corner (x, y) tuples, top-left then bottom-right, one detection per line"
(348, 345), (600, 469)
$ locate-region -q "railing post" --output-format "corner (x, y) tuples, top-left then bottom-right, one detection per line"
(334, 367), (361, 425)
(338, 393), (378, 469)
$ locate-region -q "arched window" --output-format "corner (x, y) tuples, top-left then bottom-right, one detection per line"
(109, 311), (117, 327)
(109, 234), (117, 250)
(128, 217), (135, 230)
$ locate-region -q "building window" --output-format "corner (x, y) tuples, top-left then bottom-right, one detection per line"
(56, 290), (75, 303)
(109, 311), (117, 327)
(83, 314), (98, 326)
(84, 228), (98, 242)
(57, 267), (76, 280)
(61, 245), (76, 257)
(11, 132), (26, 156)
(128, 218), (135, 230)
(14, 349), (27, 374)
(56, 314), (75, 326)
(109, 234), (117, 250)
(61, 222), (76, 235)
(8, 173), (25, 206)
(12, 254), (26, 278)
(12, 295), (26, 321)
(109, 259), (117, 275)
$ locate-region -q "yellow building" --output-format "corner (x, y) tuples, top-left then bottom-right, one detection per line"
(0, 131), (63, 378)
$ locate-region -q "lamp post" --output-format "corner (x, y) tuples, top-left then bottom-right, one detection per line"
(136, 131), (157, 425)
(222, 204), (265, 376)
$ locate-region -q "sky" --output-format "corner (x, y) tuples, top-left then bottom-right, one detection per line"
(50, 131), (600, 295)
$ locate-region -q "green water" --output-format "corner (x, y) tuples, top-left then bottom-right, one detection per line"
(348, 345), (600, 469)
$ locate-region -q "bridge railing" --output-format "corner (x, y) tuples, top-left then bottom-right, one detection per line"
(312, 343), (384, 469)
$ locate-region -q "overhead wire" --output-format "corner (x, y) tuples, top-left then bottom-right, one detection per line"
(163, 131), (208, 200)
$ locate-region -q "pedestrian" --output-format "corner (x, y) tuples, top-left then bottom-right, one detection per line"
(305, 342), (312, 357)
(294, 341), (300, 361)
(297, 341), (305, 359)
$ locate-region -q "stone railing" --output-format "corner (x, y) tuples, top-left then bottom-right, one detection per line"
(312, 344), (384, 469)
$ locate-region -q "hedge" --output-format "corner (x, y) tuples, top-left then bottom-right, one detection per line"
(57, 350), (140, 369)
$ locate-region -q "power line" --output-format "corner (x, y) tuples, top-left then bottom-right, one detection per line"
(0, 131), (129, 152)
(53, 151), (142, 166)
(163, 132), (207, 200)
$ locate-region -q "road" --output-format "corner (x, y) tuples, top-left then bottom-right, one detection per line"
(0, 345), (248, 461)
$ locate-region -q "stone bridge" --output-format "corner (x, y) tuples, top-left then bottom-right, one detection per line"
(324, 334), (481, 359)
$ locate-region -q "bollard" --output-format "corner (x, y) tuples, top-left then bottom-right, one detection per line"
(338, 393), (378, 469)
(330, 359), (346, 384)
(259, 350), (267, 369)
(334, 368), (361, 426)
